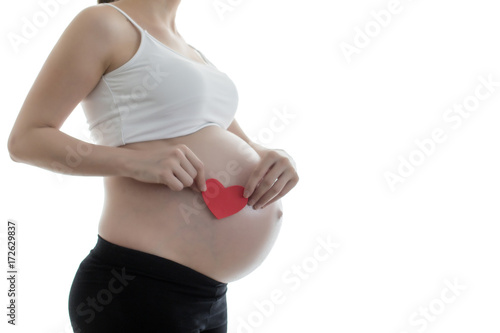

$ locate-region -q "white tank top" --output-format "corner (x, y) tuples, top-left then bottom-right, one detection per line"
(81, 3), (239, 146)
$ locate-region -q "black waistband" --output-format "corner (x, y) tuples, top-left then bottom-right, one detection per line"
(90, 234), (227, 296)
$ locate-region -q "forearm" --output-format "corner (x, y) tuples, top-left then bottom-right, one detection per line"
(8, 127), (132, 177)
(227, 119), (268, 154)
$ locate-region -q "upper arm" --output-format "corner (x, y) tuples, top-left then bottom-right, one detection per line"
(227, 118), (251, 142)
(227, 119), (268, 153)
(227, 118), (242, 137)
(8, 5), (115, 141)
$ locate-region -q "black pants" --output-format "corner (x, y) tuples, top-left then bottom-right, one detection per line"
(68, 235), (228, 333)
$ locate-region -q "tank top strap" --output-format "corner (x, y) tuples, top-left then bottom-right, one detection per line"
(188, 44), (214, 67)
(102, 3), (145, 32)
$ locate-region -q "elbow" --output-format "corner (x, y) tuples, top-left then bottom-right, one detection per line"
(7, 132), (23, 162)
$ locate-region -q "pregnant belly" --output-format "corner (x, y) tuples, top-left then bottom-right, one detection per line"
(98, 125), (283, 283)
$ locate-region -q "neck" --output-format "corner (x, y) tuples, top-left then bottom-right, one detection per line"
(117, 0), (181, 35)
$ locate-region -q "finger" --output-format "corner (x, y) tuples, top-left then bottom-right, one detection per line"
(184, 148), (206, 192)
(171, 164), (196, 190)
(252, 156), (299, 207)
(179, 155), (198, 179)
(251, 176), (287, 209)
(178, 155), (201, 193)
(247, 168), (284, 207)
(163, 173), (185, 191)
(253, 168), (298, 209)
(243, 158), (277, 198)
(190, 184), (201, 193)
(260, 177), (297, 209)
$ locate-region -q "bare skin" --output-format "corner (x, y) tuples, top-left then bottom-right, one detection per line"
(7, 0), (299, 283)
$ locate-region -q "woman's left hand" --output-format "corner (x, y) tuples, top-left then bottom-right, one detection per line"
(243, 147), (299, 210)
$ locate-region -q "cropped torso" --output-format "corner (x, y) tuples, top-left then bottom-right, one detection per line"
(86, 3), (283, 284)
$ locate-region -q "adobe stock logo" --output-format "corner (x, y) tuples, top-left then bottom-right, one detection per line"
(236, 235), (340, 333)
(384, 73), (499, 192)
(249, 106), (297, 146)
(212, 0), (245, 21)
(339, 0), (419, 64)
(397, 278), (467, 333)
(75, 267), (135, 325)
(7, 0), (71, 54)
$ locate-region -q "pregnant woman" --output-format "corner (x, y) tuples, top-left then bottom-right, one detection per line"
(7, 0), (298, 332)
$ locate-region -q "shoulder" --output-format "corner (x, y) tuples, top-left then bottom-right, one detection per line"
(46, 4), (130, 75)
(67, 4), (127, 42)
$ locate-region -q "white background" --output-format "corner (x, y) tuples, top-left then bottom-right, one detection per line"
(1, 0), (499, 332)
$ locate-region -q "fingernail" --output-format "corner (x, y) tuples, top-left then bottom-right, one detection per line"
(243, 190), (249, 198)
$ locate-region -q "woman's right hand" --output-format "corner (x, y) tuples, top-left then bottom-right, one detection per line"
(123, 144), (207, 193)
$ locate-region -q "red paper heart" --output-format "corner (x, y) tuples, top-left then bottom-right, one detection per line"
(202, 178), (248, 219)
